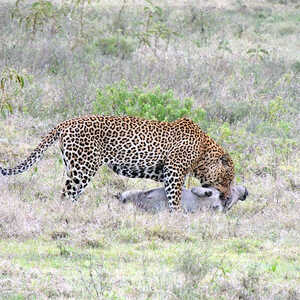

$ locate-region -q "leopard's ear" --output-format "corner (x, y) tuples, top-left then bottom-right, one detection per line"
(220, 153), (231, 166)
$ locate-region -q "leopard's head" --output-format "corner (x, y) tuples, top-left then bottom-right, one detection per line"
(193, 152), (235, 200)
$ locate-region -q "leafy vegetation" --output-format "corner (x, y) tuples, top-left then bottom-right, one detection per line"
(12, 0), (63, 37)
(93, 80), (206, 123)
(0, 67), (28, 116)
(136, 0), (178, 54)
(94, 35), (136, 58)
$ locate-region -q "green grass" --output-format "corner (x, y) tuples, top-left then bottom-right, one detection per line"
(1, 234), (299, 298)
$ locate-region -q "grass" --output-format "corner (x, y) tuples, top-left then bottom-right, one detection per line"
(0, 230), (299, 298)
(0, 0), (300, 298)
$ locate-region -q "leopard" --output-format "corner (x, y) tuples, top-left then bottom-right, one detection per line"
(0, 115), (235, 210)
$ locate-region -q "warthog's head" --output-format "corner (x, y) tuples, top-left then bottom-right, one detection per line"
(191, 185), (248, 212)
(223, 185), (248, 211)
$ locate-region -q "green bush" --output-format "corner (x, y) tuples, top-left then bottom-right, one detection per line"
(206, 99), (263, 124)
(0, 67), (28, 117)
(291, 61), (300, 73)
(95, 35), (136, 58)
(93, 80), (206, 123)
(12, 0), (63, 37)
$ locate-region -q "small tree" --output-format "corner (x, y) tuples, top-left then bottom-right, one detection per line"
(0, 68), (27, 117)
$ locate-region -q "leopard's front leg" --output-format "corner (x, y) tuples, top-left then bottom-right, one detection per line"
(163, 142), (197, 211)
(163, 165), (185, 211)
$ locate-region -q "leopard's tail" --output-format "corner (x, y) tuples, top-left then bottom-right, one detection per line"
(0, 127), (60, 176)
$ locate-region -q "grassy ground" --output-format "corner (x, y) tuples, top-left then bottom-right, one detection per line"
(0, 0), (299, 299)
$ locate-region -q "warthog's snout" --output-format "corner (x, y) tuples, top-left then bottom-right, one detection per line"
(241, 187), (248, 201)
(114, 192), (127, 203)
(204, 190), (212, 197)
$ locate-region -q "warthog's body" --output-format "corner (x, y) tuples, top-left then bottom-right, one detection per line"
(118, 185), (248, 213)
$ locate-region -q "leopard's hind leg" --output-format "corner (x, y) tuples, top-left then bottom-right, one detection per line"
(60, 141), (101, 201)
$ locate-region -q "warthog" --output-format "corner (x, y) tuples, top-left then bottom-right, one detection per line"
(117, 185), (248, 213)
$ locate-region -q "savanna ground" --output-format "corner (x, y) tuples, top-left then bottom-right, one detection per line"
(0, 0), (300, 299)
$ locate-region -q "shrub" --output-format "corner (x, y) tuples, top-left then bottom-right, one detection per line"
(266, 96), (287, 122)
(93, 80), (207, 123)
(291, 61), (300, 73)
(0, 67), (28, 117)
(12, 0), (62, 37)
(176, 250), (215, 283)
(136, 0), (178, 54)
(95, 35), (136, 59)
